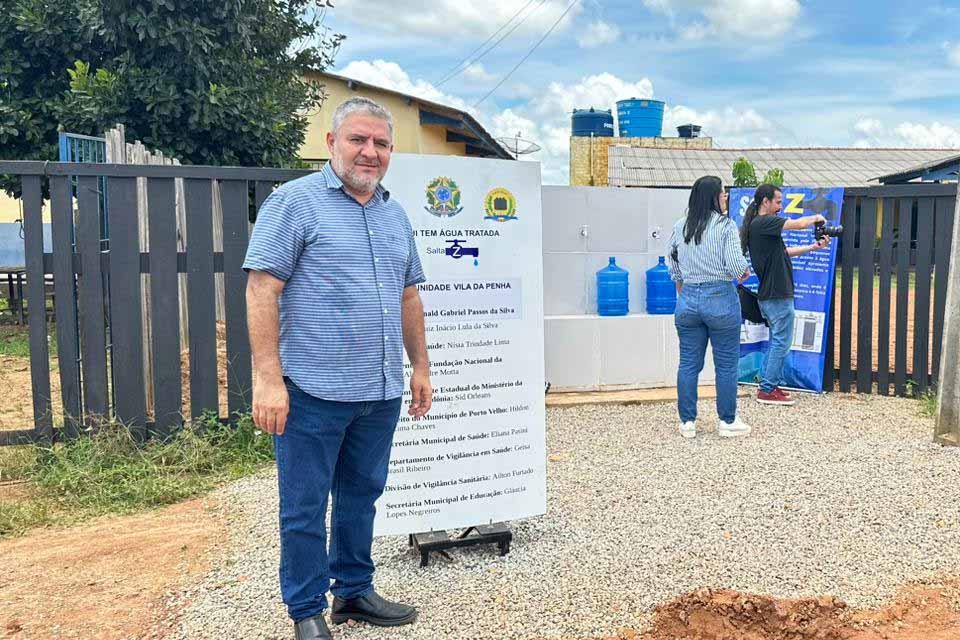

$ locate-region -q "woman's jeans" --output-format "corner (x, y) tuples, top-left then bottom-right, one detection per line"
(275, 379), (402, 622)
(757, 297), (796, 393)
(674, 281), (742, 424)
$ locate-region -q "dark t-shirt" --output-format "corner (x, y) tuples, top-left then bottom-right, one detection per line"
(748, 215), (794, 300)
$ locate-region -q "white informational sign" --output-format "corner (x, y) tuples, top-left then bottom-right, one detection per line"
(373, 154), (546, 536)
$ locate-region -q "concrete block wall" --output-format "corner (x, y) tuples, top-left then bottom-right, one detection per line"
(542, 186), (716, 391)
(569, 135), (714, 187)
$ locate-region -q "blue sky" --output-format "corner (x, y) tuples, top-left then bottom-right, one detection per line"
(321, 0), (960, 183)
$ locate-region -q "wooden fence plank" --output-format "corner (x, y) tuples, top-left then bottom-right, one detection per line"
(824, 283), (836, 391)
(50, 175), (82, 437)
(22, 176), (53, 440)
(147, 178), (182, 436)
(876, 198), (894, 395)
(913, 198), (935, 394)
(184, 179), (219, 420)
(254, 181), (272, 216)
(76, 175), (109, 425)
(856, 197), (877, 393)
(894, 199), (914, 396)
(220, 180), (252, 417)
(838, 196), (857, 392)
(932, 196), (956, 385)
(107, 177), (147, 436)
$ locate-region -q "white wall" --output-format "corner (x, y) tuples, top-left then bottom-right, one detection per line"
(542, 186), (717, 391)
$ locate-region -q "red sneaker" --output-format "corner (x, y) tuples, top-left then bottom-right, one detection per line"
(757, 388), (796, 406)
(775, 387), (792, 400)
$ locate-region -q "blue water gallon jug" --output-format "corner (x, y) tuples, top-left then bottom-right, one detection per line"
(646, 256), (676, 314)
(597, 257), (629, 316)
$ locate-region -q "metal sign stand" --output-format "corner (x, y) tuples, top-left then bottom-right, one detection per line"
(409, 523), (512, 567)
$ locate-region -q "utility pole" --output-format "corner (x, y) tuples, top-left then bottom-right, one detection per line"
(935, 179), (960, 446)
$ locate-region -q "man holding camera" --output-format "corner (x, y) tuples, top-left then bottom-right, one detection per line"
(740, 184), (831, 406)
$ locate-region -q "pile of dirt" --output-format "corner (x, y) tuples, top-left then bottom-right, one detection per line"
(639, 588), (850, 640)
(587, 582), (960, 640)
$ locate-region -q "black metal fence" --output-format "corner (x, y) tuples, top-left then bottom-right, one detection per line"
(0, 161), (310, 446)
(824, 183), (956, 397)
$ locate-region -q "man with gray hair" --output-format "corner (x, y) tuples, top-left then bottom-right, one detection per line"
(243, 96), (432, 639)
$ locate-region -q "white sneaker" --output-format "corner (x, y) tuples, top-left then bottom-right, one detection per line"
(718, 416), (752, 438)
(679, 421), (697, 439)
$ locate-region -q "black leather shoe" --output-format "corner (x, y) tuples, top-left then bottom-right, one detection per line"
(330, 590), (417, 627)
(294, 613), (333, 640)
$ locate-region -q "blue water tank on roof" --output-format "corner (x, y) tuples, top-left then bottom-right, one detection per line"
(616, 98), (665, 138)
(572, 108), (615, 137)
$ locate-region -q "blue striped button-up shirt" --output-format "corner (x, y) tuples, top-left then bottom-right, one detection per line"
(666, 213), (749, 284)
(242, 163), (426, 402)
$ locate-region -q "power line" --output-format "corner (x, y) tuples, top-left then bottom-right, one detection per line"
(436, 0), (549, 88)
(434, 0), (538, 85)
(473, 0), (580, 108)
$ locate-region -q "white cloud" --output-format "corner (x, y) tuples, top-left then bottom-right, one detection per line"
(338, 59), (473, 112)
(645, 0), (801, 40)
(664, 104), (776, 145)
(893, 122), (960, 148)
(461, 63), (494, 83)
(680, 22), (712, 40)
(577, 21), (621, 48)
(944, 42), (960, 67)
(705, 0), (800, 38)
(853, 118), (884, 138)
(333, 0), (582, 39)
(851, 118), (960, 148)
(642, 0), (676, 17)
(528, 73), (654, 122)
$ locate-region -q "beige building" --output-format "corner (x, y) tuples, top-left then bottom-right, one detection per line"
(300, 71), (512, 164)
(570, 134), (713, 187)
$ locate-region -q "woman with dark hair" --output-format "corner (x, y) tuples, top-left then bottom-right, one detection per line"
(667, 176), (751, 439)
(739, 184), (829, 406)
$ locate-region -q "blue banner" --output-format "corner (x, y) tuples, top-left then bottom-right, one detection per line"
(729, 187), (844, 393)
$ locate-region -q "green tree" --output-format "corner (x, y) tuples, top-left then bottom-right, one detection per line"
(732, 156), (759, 187)
(1, 0), (343, 194)
(732, 157), (785, 187)
(761, 167), (785, 186)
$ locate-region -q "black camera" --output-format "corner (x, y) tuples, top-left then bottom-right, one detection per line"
(814, 221), (843, 241)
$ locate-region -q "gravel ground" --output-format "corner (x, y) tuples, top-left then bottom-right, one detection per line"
(157, 393), (960, 640)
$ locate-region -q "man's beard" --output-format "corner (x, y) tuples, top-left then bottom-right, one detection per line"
(333, 156), (383, 194)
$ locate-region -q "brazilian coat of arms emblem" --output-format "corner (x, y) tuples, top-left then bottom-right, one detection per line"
(424, 176), (463, 217)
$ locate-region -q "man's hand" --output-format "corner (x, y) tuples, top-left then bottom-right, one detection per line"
(738, 268), (750, 283)
(814, 236), (831, 251)
(813, 214), (827, 225)
(247, 270), (288, 435)
(253, 375), (289, 435)
(408, 367), (433, 420)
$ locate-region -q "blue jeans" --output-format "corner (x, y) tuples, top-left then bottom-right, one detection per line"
(758, 297), (796, 393)
(275, 379), (402, 622)
(674, 281), (741, 424)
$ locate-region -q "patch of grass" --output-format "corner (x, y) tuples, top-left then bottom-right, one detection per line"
(0, 445), (37, 482)
(919, 390), (938, 418)
(0, 324), (31, 358)
(0, 501), (51, 536)
(0, 413), (274, 537)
